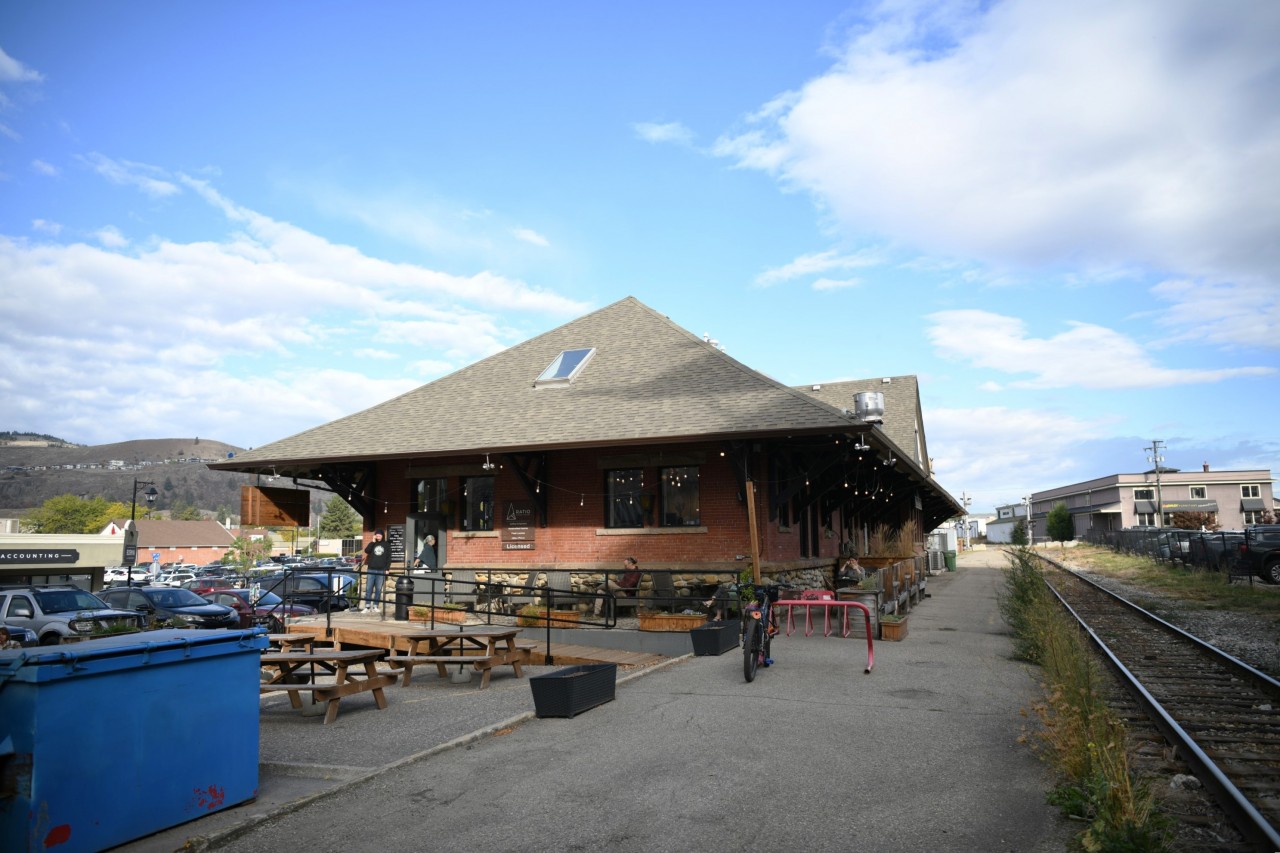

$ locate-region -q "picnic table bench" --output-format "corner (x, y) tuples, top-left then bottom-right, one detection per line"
(386, 628), (531, 688)
(259, 648), (396, 724)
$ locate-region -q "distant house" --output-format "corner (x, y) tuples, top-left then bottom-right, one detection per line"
(101, 519), (237, 565)
(211, 296), (962, 581)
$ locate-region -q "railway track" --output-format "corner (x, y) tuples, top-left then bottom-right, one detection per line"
(1036, 559), (1280, 850)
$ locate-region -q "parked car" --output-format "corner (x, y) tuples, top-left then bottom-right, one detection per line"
(1236, 525), (1280, 584)
(104, 566), (153, 583)
(0, 585), (145, 646)
(96, 586), (240, 630)
(1, 625), (38, 647)
(202, 588), (316, 633)
(181, 574), (245, 594)
(163, 572), (197, 588)
(255, 572), (352, 612)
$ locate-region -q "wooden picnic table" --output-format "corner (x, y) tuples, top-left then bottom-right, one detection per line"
(259, 648), (397, 724)
(386, 627), (531, 688)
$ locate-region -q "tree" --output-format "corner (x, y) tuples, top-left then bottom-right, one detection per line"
(23, 494), (130, 534)
(1046, 502), (1074, 547)
(1170, 511), (1218, 531)
(222, 535), (272, 573)
(169, 500), (203, 521)
(1010, 518), (1029, 546)
(318, 497), (362, 539)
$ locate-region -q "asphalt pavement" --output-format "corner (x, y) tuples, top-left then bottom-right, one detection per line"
(122, 547), (1077, 853)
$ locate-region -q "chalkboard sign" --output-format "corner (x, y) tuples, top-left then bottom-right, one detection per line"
(388, 524), (406, 565)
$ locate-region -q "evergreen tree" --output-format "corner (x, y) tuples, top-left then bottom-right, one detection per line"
(1046, 502), (1074, 546)
(318, 497), (362, 539)
(1010, 518), (1029, 546)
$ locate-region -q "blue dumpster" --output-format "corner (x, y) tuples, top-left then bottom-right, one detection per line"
(0, 628), (267, 853)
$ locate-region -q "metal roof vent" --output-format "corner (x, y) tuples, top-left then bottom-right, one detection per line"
(853, 391), (884, 423)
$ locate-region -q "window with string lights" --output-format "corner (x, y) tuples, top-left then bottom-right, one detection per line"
(660, 466), (700, 527)
(605, 469), (645, 528)
(461, 476), (494, 531)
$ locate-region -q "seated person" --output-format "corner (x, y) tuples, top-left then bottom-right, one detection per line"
(594, 557), (643, 616)
(836, 557), (865, 586)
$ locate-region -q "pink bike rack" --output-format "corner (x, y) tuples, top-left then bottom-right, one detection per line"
(776, 596), (874, 673)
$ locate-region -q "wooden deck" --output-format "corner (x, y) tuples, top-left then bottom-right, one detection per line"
(285, 621), (666, 668)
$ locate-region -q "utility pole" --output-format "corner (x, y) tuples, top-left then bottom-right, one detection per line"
(1145, 440), (1165, 528)
(960, 492), (973, 550)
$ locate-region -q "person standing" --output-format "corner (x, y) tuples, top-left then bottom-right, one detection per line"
(362, 529), (391, 613)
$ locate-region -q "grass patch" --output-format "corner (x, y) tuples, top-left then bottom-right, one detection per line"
(1038, 544), (1280, 618)
(1000, 547), (1172, 852)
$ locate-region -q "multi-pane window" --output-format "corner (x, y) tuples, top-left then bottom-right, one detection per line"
(660, 466), (700, 527)
(1189, 486), (1207, 500)
(1135, 512), (1155, 526)
(605, 469), (644, 528)
(461, 476), (494, 531)
(1242, 484), (1261, 498)
(1133, 488), (1154, 500)
(414, 478), (447, 513)
(1244, 511), (1262, 525)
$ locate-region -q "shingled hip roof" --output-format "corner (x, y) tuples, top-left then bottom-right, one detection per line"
(212, 296), (866, 469)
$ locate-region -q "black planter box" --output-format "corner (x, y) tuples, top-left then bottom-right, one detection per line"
(690, 620), (738, 656)
(529, 663), (617, 718)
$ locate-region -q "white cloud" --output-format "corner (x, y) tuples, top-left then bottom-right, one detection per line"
(634, 121), (695, 145)
(0, 177), (591, 446)
(80, 153), (180, 198)
(513, 227), (550, 247)
(754, 248), (883, 287)
(926, 309), (1276, 389)
(812, 277), (861, 291)
(1149, 278), (1279, 350)
(31, 219), (62, 235)
(0, 123), (17, 142)
(719, 0), (1280, 340)
(94, 226), (127, 248)
(0, 48), (43, 83)
(31, 159), (58, 176)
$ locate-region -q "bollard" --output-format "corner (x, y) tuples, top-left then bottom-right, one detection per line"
(394, 575), (415, 621)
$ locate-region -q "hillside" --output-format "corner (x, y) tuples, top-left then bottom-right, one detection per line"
(0, 437), (327, 521)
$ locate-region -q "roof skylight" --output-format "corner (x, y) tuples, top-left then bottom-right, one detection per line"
(536, 347), (595, 386)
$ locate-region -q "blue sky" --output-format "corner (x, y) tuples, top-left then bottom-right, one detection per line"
(1, 0), (1276, 514)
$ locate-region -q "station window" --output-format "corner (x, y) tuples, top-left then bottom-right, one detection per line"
(414, 477), (447, 513)
(660, 466), (700, 527)
(461, 476), (494, 531)
(605, 469), (645, 528)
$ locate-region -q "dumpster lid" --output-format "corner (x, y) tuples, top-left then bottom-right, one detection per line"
(0, 628), (268, 683)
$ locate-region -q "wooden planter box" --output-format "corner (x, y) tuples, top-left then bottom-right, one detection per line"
(638, 612), (707, 632)
(529, 663), (617, 718)
(690, 620), (738, 656)
(880, 618), (908, 641)
(409, 606), (467, 624)
(517, 608), (581, 628)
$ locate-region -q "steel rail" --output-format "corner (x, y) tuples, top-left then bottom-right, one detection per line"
(1033, 554), (1280, 851)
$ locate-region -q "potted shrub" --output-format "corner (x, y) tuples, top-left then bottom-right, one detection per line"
(517, 604), (581, 628)
(409, 602), (467, 625)
(879, 611), (908, 641)
(529, 663), (617, 717)
(689, 620), (738, 655)
(637, 609), (707, 632)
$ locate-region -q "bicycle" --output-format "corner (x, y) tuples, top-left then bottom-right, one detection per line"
(739, 581), (793, 682)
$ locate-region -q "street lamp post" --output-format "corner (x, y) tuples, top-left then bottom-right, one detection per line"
(126, 479), (159, 587)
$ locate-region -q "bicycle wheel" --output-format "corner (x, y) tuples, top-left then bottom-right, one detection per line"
(743, 618), (761, 682)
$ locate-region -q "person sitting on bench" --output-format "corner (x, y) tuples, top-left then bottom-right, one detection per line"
(594, 556), (642, 616)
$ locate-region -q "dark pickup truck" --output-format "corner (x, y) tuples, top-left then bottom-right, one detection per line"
(1235, 525), (1280, 584)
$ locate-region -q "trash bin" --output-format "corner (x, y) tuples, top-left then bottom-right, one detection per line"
(0, 629), (267, 853)
(394, 575), (415, 621)
(944, 550), (957, 572)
